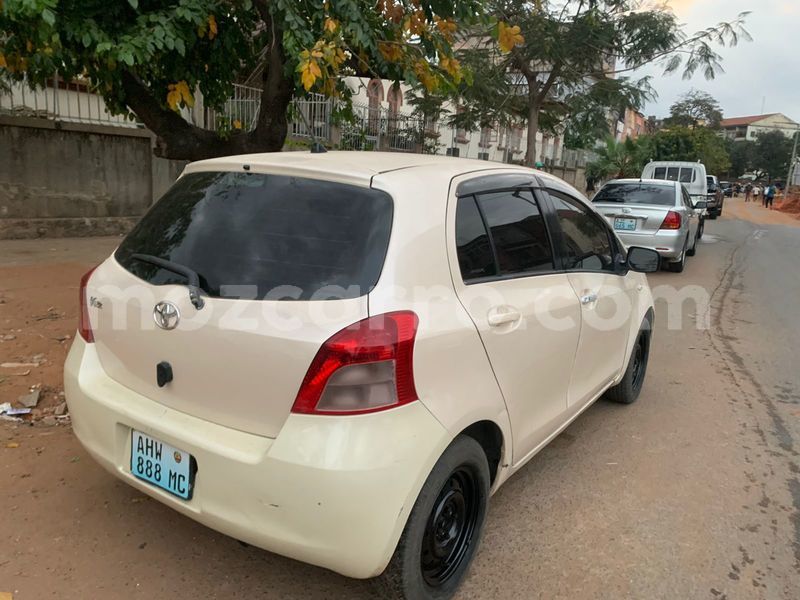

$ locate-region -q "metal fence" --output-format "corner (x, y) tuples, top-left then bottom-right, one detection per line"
(338, 102), (431, 152)
(0, 75), (139, 128)
(1, 77), (590, 167)
(202, 83), (261, 132)
(289, 93), (332, 141)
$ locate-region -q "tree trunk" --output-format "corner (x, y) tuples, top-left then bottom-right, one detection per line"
(525, 103), (540, 168)
(119, 5), (294, 162)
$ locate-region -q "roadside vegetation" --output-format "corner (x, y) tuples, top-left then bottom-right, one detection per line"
(588, 90), (792, 182)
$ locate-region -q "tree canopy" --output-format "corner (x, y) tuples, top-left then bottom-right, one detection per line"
(664, 89), (723, 129)
(0, 0), (496, 160)
(454, 1), (750, 166)
(752, 130), (794, 181)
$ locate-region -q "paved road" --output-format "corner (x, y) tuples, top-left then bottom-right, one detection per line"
(1, 198), (799, 599)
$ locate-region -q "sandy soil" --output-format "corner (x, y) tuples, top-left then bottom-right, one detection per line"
(1, 205), (799, 600)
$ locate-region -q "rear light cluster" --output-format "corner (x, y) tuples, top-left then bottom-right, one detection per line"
(78, 266), (98, 343)
(291, 311), (419, 415)
(660, 210), (682, 230)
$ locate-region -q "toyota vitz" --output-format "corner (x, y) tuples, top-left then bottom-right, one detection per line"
(65, 152), (659, 599)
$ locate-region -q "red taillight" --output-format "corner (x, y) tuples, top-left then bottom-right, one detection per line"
(660, 210), (682, 230)
(78, 266), (98, 343)
(291, 311), (419, 415)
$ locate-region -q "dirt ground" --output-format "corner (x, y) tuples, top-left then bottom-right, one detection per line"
(0, 238), (120, 421)
(2, 201), (800, 599)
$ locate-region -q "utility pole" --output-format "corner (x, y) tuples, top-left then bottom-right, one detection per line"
(786, 130), (799, 193)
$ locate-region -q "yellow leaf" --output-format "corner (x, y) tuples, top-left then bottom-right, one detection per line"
(301, 69), (316, 91)
(0, 54), (6, 69)
(378, 42), (403, 63)
(166, 89), (181, 111)
(308, 60), (322, 79)
(26, 40), (33, 52)
(233, 119), (242, 130)
(324, 18), (338, 34)
(166, 81), (193, 110)
(498, 21), (524, 53)
(207, 15), (218, 40)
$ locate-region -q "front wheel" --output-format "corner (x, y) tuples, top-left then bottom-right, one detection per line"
(376, 436), (490, 600)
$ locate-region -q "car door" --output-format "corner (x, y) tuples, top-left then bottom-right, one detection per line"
(680, 185), (699, 239)
(546, 189), (633, 407)
(449, 185), (581, 462)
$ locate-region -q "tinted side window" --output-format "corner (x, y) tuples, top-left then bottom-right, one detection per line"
(666, 167), (680, 181)
(476, 190), (554, 275)
(679, 168), (694, 183)
(653, 167), (666, 179)
(455, 196), (497, 281)
(549, 191), (615, 272)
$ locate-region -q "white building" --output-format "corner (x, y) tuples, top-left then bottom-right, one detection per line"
(343, 76), (566, 165)
(720, 113), (799, 142)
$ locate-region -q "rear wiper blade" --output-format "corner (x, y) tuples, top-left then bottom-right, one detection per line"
(131, 253), (205, 310)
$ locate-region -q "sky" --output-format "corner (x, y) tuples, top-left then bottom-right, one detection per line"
(632, 0), (799, 122)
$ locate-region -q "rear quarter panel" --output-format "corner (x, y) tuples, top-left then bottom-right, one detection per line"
(369, 166), (514, 487)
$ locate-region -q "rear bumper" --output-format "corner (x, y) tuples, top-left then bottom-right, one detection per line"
(616, 229), (685, 260)
(64, 337), (450, 579)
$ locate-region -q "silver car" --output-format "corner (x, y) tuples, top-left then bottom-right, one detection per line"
(592, 179), (706, 273)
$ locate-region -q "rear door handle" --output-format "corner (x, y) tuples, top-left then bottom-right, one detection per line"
(487, 309), (521, 327)
(580, 293), (598, 305)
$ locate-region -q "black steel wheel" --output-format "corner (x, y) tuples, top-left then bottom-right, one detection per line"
(376, 436), (490, 600)
(605, 316), (652, 405)
(421, 467), (481, 587)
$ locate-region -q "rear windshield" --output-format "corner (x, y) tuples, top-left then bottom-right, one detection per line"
(651, 166), (695, 183)
(593, 183), (675, 206)
(115, 172), (393, 300)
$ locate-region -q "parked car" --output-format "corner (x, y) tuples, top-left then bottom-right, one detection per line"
(720, 181), (734, 197)
(641, 160), (722, 218)
(706, 175), (725, 216)
(65, 152), (659, 600)
(592, 178), (707, 273)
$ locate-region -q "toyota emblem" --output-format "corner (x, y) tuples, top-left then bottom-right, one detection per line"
(153, 301), (180, 330)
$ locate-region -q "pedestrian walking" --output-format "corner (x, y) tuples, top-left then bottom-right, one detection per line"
(753, 185), (760, 204)
(745, 183), (753, 202)
(765, 183), (776, 209)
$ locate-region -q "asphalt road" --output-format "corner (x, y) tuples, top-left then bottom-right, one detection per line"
(1, 198), (799, 599)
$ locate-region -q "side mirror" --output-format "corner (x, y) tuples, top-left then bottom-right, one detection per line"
(693, 200), (708, 209)
(627, 247), (661, 273)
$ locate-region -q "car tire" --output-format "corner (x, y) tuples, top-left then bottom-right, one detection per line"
(687, 231), (698, 257)
(697, 219), (705, 240)
(376, 435), (490, 600)
(605, 317), (652, 405)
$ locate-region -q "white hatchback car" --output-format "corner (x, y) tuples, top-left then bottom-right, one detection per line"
(65, 152), (658, 599)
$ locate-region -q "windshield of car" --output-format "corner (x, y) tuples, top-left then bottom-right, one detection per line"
(115, 171), (393, 300)
(592, 183), (676, 206)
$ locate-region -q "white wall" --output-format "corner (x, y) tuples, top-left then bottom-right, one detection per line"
(343, 76), (563, 164)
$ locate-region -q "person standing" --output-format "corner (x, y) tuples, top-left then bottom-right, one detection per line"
(765, 183), (776, 209)
(753, 184), (761, 204)
(745, 183), (753, 202)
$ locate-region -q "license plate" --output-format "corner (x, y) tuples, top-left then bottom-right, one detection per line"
(130, 430), (195, 500)
(614, 217), (637, 231)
